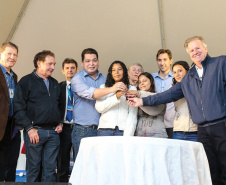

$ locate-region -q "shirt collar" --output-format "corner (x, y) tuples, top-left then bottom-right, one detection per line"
(195, 65), (203, 79)
(82, 69), (102, 79)
(155, 70), (174, 79)
(66, 81), (71, 87)
(33, 69), (49, 82)
(0, 64), (14, 76)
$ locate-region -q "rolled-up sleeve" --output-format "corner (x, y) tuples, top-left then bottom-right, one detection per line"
(71, 74), (96, 100)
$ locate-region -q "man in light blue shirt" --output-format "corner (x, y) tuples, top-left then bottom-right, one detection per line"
(152, 49), (175, 138)
(71, 48), (127, 160)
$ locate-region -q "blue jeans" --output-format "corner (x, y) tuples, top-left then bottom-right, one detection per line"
(173, 131), (198, 142)
(72, 125), (97, 161)
(97, 126), (123, 136)
(24, 128), (60, 182)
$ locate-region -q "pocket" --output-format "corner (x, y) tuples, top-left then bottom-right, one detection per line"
(74, 126), (88, 137)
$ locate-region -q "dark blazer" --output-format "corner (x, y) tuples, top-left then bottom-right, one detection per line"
(0, 68), (17, 141)
(59, 81), (67, 122)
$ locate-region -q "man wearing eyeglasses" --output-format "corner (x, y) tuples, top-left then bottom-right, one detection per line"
(0, 42), (20, 182)
(127, 63), (143, 88)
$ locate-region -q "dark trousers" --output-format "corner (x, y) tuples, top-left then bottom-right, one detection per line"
(5, 130), (21, 181)
(57, 124), (73, 182)
(166, 127), (173, 139)
(0, 119), (12, 181)
(198, 122), (226, 185)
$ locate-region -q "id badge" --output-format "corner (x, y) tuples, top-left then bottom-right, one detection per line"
(67, 105), (73, 111)
(9, 88), (14, 98)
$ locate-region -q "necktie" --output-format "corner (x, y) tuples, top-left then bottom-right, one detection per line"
(66, 84), (73, 122)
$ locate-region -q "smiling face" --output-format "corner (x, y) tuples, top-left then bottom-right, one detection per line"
(0, 46), (18, 72)
(62, 63), (77, 81)
(173, 64), (187, 82)
(187, 39), (208, 67)
(82, 54), (99, 78)
(112, 63), (124, 83)
(138, 75), (151, 91)
(157, 53), (172, 74)
(37, 55), (56, 79)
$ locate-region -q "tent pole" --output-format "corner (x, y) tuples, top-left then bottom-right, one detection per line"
(5, 0), (31, 42)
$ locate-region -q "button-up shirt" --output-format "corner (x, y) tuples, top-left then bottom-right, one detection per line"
(152, 71), (175, 128)
(71, 69), (106, 126)
(0, 64), (15, 117)
(195, 65), (203, 80)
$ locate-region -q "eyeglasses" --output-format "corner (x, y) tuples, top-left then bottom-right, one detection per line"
(3, 52), (18, 58)
(132, 69), (142, 73)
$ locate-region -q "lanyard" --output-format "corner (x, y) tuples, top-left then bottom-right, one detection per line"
(67, 86), (73, 102)
(4, 72), (14, 89)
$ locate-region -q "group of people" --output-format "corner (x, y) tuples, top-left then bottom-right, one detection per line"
(0, 35), (225, 185)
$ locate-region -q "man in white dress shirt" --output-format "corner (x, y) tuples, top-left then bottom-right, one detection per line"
(57, 58), (78, 182)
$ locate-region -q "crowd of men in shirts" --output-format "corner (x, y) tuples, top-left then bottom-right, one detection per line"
(0, 35), (225, 185)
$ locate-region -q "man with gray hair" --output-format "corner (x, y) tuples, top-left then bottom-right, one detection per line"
(127, 36), (226, 185)
(127, 63), (143, 87)
(0, 42), (20, 181)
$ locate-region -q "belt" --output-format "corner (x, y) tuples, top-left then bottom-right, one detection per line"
(33, 126), (56, 130)
(63, 123), (74, 128)
(175, 131), (198, 134)
(74, 123), (98, 130)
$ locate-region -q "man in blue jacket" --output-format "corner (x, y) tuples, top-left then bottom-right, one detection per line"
(128, 36), (226, 185)
(13, 50), (63, 182)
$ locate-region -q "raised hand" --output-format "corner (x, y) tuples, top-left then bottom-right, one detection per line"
(116, 90), (127, 99)
(125, 90), (139, 98)
(127, 97), (143, 107)
(111, 82), (127, 93)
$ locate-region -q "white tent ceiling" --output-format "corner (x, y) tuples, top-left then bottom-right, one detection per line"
(0, 0), (226, 82)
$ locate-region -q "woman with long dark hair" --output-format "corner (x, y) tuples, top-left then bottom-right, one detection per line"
(127, 72), (167, 138)
(172, 61), (198, 141)
(95, 61), (138, 136)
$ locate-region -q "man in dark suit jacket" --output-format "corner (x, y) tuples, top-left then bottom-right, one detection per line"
(57, 58), (78, 182)
(0, 42), (20, 181)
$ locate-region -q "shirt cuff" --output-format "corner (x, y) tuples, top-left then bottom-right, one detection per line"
(26, 126), (33, 132)
(142, 97), (150, 106)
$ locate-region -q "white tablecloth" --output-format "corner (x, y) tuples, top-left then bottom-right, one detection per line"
(69, 136), (212, 185)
